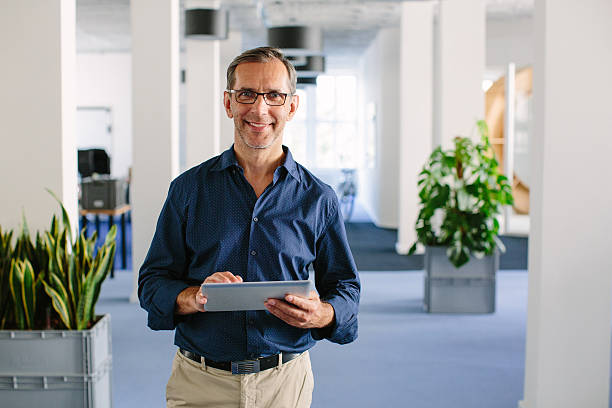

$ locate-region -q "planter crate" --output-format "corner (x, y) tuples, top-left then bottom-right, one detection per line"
(424, 246), (498, 313)
(0, 314), (112, 407)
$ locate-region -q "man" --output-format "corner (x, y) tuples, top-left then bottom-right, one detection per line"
(139, 47), (360, 408)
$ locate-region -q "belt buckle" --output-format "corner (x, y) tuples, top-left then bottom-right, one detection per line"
(231, 359), (261, 375)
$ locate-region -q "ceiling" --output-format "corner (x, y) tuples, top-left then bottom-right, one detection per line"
(77, 0), (534, 68)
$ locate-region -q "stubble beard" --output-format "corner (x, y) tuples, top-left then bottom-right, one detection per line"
(236, 121), (282, 150)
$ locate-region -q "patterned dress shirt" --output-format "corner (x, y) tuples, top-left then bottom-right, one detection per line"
(138, 145), (360, 361)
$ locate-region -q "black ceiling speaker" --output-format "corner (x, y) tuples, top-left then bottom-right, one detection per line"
(185, 8), (228, 40)
(267, 26), (323, 56)
(286, 55), (308, 67)
(297, 77), (317, 86)
(295, 55), (325, 77)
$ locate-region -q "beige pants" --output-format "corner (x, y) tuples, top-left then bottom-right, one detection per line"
(166, 350), (314, 408)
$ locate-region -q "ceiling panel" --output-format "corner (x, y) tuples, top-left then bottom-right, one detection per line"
(77, 0), (534, 67)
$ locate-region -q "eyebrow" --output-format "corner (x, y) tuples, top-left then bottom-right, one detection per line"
(236, 88), (285, 93)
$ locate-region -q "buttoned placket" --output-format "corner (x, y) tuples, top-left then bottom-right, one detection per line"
(241, 168), (284, 358)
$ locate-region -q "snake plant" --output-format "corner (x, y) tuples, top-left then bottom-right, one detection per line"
(0, 191), (116, 330)
(408, 120), (514, 267)
(0, 226), (14, 328)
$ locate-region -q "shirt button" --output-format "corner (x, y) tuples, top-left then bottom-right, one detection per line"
(250, 250), (257, 256)
(253, 217), (258, 222)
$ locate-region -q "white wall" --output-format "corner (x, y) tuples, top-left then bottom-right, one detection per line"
(487, 16), (534, 69)
(1, 0), (78, 235)
(77, 53), (132, 178)
(358, 27), (400, 228)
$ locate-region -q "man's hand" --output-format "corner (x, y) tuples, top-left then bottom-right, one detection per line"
(175, 272), (242, 315)
(264, 290), (335, 329)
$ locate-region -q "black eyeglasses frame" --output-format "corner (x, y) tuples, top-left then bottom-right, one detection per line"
(226, 89), (291, 106)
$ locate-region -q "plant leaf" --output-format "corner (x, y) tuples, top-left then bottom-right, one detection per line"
(21, 259), (36, 329)
(9, 260), (26, 329)
(46, 188), (73, 245)
(42, 280), (72, 329)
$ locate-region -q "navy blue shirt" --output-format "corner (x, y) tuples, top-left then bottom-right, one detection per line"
(138, 146), (360, 361)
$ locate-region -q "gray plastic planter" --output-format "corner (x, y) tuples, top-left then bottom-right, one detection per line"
(424, 246), (498, 313)
(0, 314), (112, 407)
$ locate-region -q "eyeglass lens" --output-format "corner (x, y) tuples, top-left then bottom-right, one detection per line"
(234, 91), (287, 106)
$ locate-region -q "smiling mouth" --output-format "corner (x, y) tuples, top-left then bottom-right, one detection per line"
(245, 121), (272, 131)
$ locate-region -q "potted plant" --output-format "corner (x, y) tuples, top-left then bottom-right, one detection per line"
(0, 191), (116, 407)
(408, 120), (514, 313)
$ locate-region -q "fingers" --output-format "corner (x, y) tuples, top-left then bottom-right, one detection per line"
(265, 299), (309, 328)
(195, 291), (207, 312)
(176, 286), (207, 315)
(195, 289), (207, 305)
(265, 291), (331, 329)
(284, 290), (318, 312)
(204, 271), (243, 284)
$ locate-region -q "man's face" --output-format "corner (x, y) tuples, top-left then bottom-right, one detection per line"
(224, 60), (299, 151)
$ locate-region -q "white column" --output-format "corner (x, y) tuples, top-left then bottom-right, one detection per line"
(435, 0), (485, 148)
(185, 39), (220, 167)
(520, 1), (612, 407)
(130, 0), (180, 302)
(503, 63), (516, 234)
(0, 0), (78, 235)
(219, 30), (243, 151)
(395, 2), (434, 255)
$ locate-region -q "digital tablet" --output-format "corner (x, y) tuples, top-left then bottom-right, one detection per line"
(201, 280), (313, 312)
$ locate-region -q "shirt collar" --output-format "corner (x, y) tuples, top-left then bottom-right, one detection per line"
(211, 145), (302, 184)
(280, 145), (301, 183)
(210, 146), (240, 172)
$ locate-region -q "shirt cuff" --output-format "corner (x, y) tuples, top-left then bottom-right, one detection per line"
(311, 295), (358, 344)
(147, 280), (191, 330)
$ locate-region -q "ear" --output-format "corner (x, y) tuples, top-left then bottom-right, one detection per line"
(223, 91), (233, 118)
(286, 94), (299, 121)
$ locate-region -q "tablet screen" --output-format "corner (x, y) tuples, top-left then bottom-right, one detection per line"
(201, 280), (313, 312)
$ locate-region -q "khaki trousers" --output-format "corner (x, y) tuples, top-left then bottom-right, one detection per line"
(166, 350), (314, 408)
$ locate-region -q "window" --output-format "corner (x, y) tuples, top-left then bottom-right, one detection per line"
(283, 88), (308, 164)
(283, 74), (359, 169)
(315, 75), (358, 168)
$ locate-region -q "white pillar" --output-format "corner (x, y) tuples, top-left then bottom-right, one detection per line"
(395, 1), (434, 255)
(503, 63), (516, 234)
(373, 27), (401, 229)
(130, 0), (180, 302)
(435, 0), (485, 148)
(185, 38), (220, 168)
(0, 0), (78, 235)
(520, 1), (612, 407)
(219, 30), (243, 151)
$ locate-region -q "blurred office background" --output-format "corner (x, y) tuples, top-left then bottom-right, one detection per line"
(1, 1), (611, 407)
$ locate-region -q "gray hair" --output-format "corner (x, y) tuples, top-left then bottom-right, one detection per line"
(226, 46), (297, 95)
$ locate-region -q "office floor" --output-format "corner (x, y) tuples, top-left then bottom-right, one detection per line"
(98, 270), (529, 408)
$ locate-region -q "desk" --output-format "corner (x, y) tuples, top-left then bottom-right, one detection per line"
(80, 204), (131, 278)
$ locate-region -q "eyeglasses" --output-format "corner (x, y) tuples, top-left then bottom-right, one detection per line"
(227, 89), (290, 106)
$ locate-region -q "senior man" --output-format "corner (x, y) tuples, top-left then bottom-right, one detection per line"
(139, 46), (360, 408)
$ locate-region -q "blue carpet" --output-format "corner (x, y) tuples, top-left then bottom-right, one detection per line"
(344, 222), (528, 271)
(97, 270), (529, 408)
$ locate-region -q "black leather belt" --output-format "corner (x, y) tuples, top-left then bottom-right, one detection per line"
(180, 348), (301, 374)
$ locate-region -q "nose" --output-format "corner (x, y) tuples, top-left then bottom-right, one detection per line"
(250, 94), (269, 114)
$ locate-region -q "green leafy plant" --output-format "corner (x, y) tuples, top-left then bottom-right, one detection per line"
(408, 120), (514, 268)
(0, 191), (116, 330)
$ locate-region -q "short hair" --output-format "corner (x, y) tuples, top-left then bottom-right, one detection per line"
(226, 46), (297, 95)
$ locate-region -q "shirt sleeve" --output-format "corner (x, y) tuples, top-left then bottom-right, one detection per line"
(138, 181), (191, 330)
(311, 197), (360, 344)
